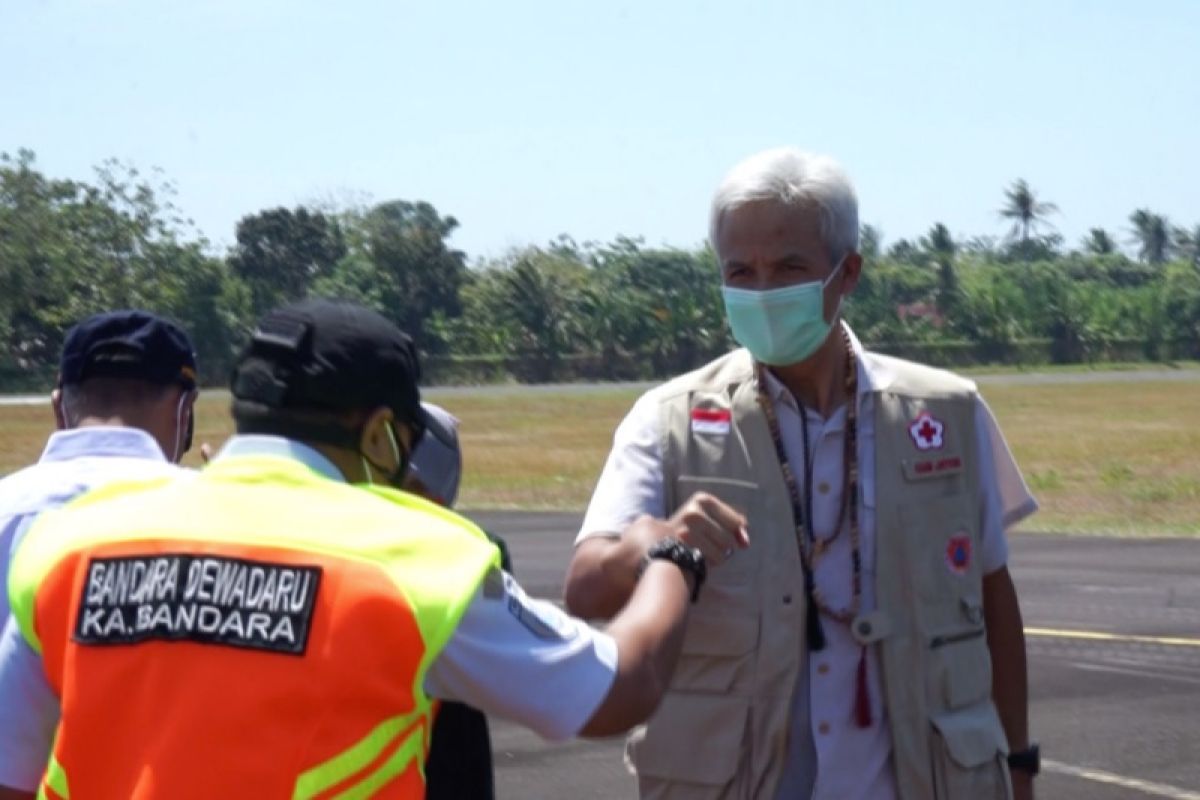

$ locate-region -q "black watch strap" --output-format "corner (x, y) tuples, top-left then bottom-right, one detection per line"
(640, 537), (706, 603)
(1007, 743), (1040, 775)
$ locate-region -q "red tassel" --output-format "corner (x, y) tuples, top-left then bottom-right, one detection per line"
(855, 646), (872, 728)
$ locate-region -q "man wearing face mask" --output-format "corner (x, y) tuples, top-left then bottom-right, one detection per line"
(0, 309), (199, 624)
(565, 148), (1040, 799)
(0, 310), (198, 794)
(0, 299), (705, 799)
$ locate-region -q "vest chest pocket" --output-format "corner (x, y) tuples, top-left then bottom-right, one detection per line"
(929, 702), (1012, 800)
(674, 476), (762, 584)
(897, 496), (981, 605)
(670, 611), (759, 693)
(929, 623), (992, 711)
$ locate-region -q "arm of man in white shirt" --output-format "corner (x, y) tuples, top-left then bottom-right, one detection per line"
(429, 548), (696, 739)
(973, 395), (1038, 800)
(564, 393), (747, 620)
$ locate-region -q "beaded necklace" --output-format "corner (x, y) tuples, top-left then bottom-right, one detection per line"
(756, 326), (871, 727)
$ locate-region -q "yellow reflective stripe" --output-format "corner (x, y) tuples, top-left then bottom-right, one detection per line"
(39, 753), (69, 798)
(292, 713), (422, 800)
(332, 729), (424, 800)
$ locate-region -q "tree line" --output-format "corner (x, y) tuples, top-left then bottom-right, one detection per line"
(2, 149), (1198, 389)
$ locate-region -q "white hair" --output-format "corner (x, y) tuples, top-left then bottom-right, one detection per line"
(709, 147), (860, 263)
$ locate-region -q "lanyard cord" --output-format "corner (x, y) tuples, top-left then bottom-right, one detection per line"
(755, 326), (861, 644)
(755, 326), (872, 727)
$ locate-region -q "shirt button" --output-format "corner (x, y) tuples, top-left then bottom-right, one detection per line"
(817, 663), (830, 675)
(818, 722), (831, 735)
(818, 482), (831, 495)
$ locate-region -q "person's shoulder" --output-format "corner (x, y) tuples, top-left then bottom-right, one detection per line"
(52, 464), (192, 515)
(0, 455), (177, 518)
(649, 349), (754, 404)
(359, 484), (494, 542)
(0, 462), (57, 521)
(862, 350), (977, 397)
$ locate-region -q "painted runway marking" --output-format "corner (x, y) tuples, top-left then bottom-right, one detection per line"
(1066, 660), (1200, 688)
(1027, 627), (1200, 648)
(1044, 759), (1200, 799)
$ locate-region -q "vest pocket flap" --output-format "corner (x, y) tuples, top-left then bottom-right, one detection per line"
(675, 475), (759, 512)
(681, 612), (759, 656)
(930, 703), (1008, 768)
(630, 692), (750, 785)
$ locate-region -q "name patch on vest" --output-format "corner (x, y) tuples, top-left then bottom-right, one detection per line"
(73, 554), (322, 656)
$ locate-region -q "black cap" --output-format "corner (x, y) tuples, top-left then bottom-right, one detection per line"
(60, 310), (197, 388)
(232, 299), (427, 435)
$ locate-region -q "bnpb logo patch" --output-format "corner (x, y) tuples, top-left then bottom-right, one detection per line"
(945, 535), (972, 575)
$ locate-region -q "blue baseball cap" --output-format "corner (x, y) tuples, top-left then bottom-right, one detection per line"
(59, 310), (198, 388)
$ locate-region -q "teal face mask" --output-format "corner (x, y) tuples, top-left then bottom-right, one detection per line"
(721, 260), (844, 366)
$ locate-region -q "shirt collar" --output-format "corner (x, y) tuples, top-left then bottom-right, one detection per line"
(214, 435), (345, 483)
(38, 426), (167, 464)
(760, 322), (890, 419)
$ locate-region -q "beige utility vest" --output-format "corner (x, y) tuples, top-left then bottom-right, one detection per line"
(626, 349), (1012, 800)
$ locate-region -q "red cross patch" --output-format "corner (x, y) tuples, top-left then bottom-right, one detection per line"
(908, 412), (945, 451)
(945, 535), (972, 575)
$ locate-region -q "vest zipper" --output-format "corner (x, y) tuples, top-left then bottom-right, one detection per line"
(929, 626), (985, 649)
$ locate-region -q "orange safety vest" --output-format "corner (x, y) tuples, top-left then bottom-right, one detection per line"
(8, 452), (499, 799)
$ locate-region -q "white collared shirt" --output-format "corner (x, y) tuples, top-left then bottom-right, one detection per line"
(0, 426), (178, 792)
(0, 435), (616, 792)
(577, 324), (1038, 800)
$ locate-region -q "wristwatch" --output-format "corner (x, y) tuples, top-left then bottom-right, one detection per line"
(1007, 743), (1040, 776)
(640, 537), (707, 603)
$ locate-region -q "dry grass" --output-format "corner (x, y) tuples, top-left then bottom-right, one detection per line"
(981, 381), (1200, 535)
(2, 379), (1197, 535)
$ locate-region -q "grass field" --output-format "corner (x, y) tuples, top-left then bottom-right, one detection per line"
(2, 377), (1197, 535)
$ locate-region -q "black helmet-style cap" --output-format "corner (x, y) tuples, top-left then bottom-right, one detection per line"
(230, 299), (428, 447)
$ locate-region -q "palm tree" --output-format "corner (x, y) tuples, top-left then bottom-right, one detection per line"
(999, 179), (1059, 244)
(922, 223), (956, 263)
(1083, 228), (1117, 256)
(1172, 224), (1200, 267)
(1128, 209), (1171, 265)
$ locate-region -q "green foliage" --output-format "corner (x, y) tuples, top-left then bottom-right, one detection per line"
(1, 150), (1199, 389)
(229, 207), (346, 318)
(0, 150), (246, 382)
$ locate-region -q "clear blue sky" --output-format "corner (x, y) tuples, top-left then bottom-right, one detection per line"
(3, 0), (1197, 262)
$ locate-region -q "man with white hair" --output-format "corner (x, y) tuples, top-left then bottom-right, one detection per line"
(565, 148), (1038, 799)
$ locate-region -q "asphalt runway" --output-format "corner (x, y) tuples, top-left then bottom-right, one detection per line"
(472, 511), (1200, 799)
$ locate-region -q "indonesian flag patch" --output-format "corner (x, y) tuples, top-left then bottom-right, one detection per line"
(691, 407), (732, 435)
(945, 535), (972, 575)
(908, 411), (945, 451)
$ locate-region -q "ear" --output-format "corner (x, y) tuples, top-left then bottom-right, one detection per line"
(358, 407), (401, 470)
(51, 388), (67, 430)
(840, 251), (863, 296)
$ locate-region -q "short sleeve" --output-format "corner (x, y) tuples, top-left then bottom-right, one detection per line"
(0, 615), (59, 791)
(576, 391), (666, 544)
(974, 395), (1039, 574)
(424, 569), (617, 742)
